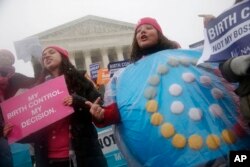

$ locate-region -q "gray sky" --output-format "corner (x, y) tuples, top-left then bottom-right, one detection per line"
(0, 0), (234, 76)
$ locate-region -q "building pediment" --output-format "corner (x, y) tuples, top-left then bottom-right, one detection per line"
(36, 15), (135, 40)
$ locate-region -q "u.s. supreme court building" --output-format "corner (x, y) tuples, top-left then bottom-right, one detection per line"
(35, 15), (135, 75)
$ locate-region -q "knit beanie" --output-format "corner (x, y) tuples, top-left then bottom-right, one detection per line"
(43, 46), (69, 58)
(135, 17), (162, 33)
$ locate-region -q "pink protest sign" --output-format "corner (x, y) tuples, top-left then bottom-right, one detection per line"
(0, 75), (73, 144)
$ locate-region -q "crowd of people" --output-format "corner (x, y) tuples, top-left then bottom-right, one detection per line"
(1, 0), (249, 167)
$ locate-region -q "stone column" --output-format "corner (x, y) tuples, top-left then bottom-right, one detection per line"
(101, 48), (109, 68)
(84, 51), (92, 75)
(116, 47), (124, 61)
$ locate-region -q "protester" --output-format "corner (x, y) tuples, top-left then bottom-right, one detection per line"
(195, 1), (250, 166)
(87, 16), (182, 124)
(86, 17), (250, 167)
(0, 51), (14, 167)
(86, 17), (180, 126)
(219, 0), (250, 128)
(18, 46), (107, 167)
(219, 55), (250, 125)
(0, 49), (39, 167)
(200, 0), (250, 127)
(199, 0), (245, 28)
(86, 17), (181, 166)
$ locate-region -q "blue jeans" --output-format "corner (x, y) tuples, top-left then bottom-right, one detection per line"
(0, 137), (13, 167)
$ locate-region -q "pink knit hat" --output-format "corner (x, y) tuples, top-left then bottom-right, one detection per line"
(135, 17), (162, 33)
(43, 45), (69, 58)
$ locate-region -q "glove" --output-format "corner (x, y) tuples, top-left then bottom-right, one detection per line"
(230, 55), (250, 75)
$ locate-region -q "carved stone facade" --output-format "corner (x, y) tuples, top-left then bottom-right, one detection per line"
(35, 15), (135, 74)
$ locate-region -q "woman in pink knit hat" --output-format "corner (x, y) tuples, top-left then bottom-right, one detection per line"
(18, 46), (107, 167)
(85, 17), (181, 166)
(130, 17), (181, 62)
(87, 17), (181, 128)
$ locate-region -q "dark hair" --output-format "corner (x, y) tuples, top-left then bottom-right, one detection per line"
(40, 56), (95, 95)
(130, 31), (179, 62)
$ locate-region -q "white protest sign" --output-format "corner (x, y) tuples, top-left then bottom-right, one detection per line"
(14, 36), (43, 62)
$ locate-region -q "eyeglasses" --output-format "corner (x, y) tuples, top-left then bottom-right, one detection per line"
(0, 71), (8, 77)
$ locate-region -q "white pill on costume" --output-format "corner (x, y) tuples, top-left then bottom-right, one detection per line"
(144, 87), (157, 99)
(157, 64), (169, 75)
(211, 88), (224, 99)
(200, 76), (211, 86)
(189, 108), (202, 121)
(179, 57), (191, 66)
(171, 101), (184, 114)
(209, 104), (223, 117)
(148, 75), (160, 86)
(182, 72), (195, 83)
(167, 57), (179, 67)
(169, 84), (182, 96)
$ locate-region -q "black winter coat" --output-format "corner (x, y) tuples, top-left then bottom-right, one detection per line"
(219, 58), (250, 126)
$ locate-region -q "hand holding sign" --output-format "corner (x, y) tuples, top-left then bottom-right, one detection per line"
(63, 95), (73, 106)
(0, 76), (73, 144)
(230, 54), (250, 75)
(3, 124), (14, 137)
(198, 14), (216, 28)
(198, 0), (250, 64)
(85, 97), (104, 122)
